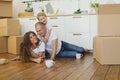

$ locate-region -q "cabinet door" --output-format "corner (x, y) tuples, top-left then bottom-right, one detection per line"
(65, 32), (90, 49)
(28, 18), (38, 33)
(90, 15), (98, 49)
(19, 18), (29, 35)
(90, 15), (97, 34)
(64, 15), (90, 33)
(48, 16), (65, 40)
(19, 18), (38, 35)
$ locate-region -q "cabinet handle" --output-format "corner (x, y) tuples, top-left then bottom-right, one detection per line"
(49, 17), (58, 19)
(29, 18), (36, 20)
(73, 33), (82, 35)
(52, 25), (58, 27)
(72, 16), (82, 18)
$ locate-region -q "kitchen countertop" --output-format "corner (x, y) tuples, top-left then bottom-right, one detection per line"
(18, 12), (97, 18)
(47, 13), (96, 17)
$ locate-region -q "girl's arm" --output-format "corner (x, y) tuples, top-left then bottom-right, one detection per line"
(40, 29), (51, 44)
(50, 39), (58, 60)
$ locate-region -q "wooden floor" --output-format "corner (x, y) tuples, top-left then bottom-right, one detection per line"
(0, 53), (120, 80)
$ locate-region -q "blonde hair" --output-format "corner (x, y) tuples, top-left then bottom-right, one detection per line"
(37, 12), (47, 20)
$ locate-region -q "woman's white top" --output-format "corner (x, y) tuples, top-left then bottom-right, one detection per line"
(32, 41), (45, 58)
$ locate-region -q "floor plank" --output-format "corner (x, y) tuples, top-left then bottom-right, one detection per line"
(64, 54), (94, 80)
(0, 53), (120, 80)
(105, 66), (119, 80)
(76, 59), (100, 80)
(36, 58), (74, 80)
(90, 65), (109, 80)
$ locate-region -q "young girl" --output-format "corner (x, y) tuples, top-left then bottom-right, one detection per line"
(12, 31), (45, 63)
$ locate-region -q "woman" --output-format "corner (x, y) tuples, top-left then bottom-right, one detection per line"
(12, 31), (45, 63)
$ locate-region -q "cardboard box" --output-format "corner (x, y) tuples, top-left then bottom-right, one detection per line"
(98, 4), (120, 15)
(0, 18), (21, 36)
(0, 0), (12, 1)
(8, 36), (23, 54)
(0, 1), (12, 17)
(98, 14), (120, 36)
(0, 37), (8, 53)
(98, 4), (120, 36)
(93, 36), (120, 65)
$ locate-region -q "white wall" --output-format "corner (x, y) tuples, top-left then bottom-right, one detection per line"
(13, 0), (120, 17)
(13, 0), (91, 17)
(13, 0), (26, 17)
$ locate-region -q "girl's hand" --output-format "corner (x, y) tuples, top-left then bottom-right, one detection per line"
(45, 29), (52, 40)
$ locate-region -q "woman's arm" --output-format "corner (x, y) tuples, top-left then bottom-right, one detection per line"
(38, 51), (45, 57)
(30, 57), (43, 63)
(31, 51), (39, 58)
(11, 56), (20, 61)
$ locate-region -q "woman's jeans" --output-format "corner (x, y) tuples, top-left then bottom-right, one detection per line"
(56, 41), (85, 58)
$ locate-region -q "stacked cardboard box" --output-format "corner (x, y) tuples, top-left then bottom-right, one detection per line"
(0, 19), (20, 36)
(0, 1), (12, 17)
(8, 36), (23, 54)
(94, 37), (120, 64)
(0, 1), (23, 54)
(94, 4), (120, 65)
(0, 18), (23, 54)
(0, 37), (8, 53)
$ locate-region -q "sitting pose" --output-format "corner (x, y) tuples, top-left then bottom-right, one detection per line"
(12, 31), (45, 63)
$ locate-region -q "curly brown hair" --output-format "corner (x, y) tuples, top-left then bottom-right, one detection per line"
(19, 31), (40, 62)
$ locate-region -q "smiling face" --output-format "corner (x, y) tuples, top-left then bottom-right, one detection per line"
(29, 33), (38, 44)
(35, 22), (47, 37)
(37, 12), (47, 24)
(38, 16), (47, 24)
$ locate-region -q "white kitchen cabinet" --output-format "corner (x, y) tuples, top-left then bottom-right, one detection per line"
(19, 14), (97, 50)
(64, 15), (90, 33)
(64, 15), (90, 49)
(19, 17), (38, 35)
(48, 16), (65, 40)
(19, 16), (65, 40)
(65, 33), (90, 49)
(90, 15), (98, 49)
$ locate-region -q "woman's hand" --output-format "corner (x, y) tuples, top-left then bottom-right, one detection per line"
(31, 57), (44, 63)
(11, 56), (20, 61)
